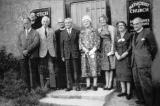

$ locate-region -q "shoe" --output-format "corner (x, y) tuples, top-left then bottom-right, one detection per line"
(86, 86), (91, 90)
(93, 86), (98, 91)
(103, 87), (109, 90)
(107, 87), (113, 90)
(135, 100), (145, 104)
(117, 93), (126, 97)
(65, 88), (72, 91)
(126, 94), (132, 100)
(76, 87), (80, 91)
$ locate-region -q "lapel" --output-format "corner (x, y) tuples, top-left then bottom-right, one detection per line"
(135, 29), (144, 45)
(26, 28), (33, 40)
(64, 29), (71, 40)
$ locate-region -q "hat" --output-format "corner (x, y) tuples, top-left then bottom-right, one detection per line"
(57, 18), (64, 23)
(82, 15), (92, 22)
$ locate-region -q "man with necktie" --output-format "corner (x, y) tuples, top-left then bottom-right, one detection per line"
(61, 18), (81, 91)
(17, 17), (40, 91)
(37, 16), (57, 90)
(131, 17), (157, 106)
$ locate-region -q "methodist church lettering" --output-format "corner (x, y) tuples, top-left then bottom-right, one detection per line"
(127, 0), (151, 31)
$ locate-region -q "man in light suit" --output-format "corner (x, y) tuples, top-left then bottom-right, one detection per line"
(17, 17), (40, 90)
(131, 17), (157, 106)
(37, 16), (57, 89)
(61, 18), (81, 91)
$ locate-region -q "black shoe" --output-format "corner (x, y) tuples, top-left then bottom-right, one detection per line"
(76, 87), (81, 91)
(126, 94), (132, 100)
(107, 87), (113, 90)
(117, 93), (126, 97)
(86, 86), (91, 90)
(65, 88), (72, 91)
(103, 87), (109, 90)
(135, 100), (145, 104)
(93, 86), (98, 91)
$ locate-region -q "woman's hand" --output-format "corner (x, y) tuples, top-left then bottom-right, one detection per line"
(107, 51), (114, 56)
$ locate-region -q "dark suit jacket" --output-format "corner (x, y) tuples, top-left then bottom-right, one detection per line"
(60, 28), (80, 59)
(131, 28), (157, 68)
(17, 28), (40, 59)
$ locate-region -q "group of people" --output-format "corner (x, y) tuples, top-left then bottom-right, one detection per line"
(17, 11), (157, 106)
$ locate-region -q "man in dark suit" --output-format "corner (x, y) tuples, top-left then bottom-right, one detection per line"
(29, 12), (41, 30)
(61, 18), (80, 91)
(17, 17), (40, 90)
(55, 19), (66, 89)
(131, 17), (157, 106)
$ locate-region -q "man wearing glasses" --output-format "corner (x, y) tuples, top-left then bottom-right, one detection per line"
(131, 17), (157, 106)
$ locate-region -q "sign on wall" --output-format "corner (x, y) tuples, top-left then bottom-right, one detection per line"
(30, 7), (51, 28)
(127, 0), (152, 32)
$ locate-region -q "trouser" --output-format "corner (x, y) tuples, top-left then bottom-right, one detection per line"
(20, 58), (40, 90)
(56, 58), (66, 89)
(65, 58), (80, 89)
(39, 54), (56, 88)
(132, 64), (153, 106)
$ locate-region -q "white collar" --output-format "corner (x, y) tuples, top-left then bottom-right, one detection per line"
(42, 26), (48, 30)
(137, 27), (143, 33)
(26, 28), (31, 32)
(60, 27), (65, 30)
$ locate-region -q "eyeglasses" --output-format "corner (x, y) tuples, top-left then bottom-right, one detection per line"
(133, 22), (141, 26)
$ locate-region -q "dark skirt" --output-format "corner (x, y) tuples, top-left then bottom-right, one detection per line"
(116, 57), (132, 82)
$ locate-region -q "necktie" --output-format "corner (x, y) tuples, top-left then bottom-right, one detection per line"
(45, 28), (47, 38)
(26, 29), (28, 37)
(134, 32), (138, 45)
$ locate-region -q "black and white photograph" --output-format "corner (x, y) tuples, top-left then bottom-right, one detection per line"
(0, 0), (160, 106)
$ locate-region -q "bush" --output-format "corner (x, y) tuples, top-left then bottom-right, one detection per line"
(0, 47), (47, 106)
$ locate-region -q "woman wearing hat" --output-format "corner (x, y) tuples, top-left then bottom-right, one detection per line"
(98, 15), (116, 90)
(79, 15), (100, 91)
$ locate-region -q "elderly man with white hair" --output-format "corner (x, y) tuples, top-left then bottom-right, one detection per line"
(61, 18), (81, 91)
(131, 17), (157, 106)
(37, 16), (57, 90)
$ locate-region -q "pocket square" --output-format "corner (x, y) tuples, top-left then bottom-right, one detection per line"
(141, 38), (145, 41)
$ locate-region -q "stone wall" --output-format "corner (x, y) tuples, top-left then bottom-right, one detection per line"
(0, 0), (64, 56)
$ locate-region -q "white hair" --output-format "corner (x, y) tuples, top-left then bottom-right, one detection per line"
(64, 18), (72, 23)
(41, 16), (50, 24)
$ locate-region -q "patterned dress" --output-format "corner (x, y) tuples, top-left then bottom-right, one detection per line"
(98, 25), (116, 71)
(79, 28), (100, 77)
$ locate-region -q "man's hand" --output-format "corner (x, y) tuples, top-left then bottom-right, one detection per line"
(115, 52), (121, 60)
(107, 51), (114, 56)
(23, 50), (28, 56)
(62, 57), (65, 62)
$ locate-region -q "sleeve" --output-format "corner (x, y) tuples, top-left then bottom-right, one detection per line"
(125, 33), (132, 53)
(60, 32), (64, 58)
(109, 26), (116, 53)
(114, 36), (118, 52)
(94, 30), (101, 51)
(53, 31), (57, 57)
(27, 31), (40, 54)
(17, 32), (23, 55)
(146, 30), (158, 60)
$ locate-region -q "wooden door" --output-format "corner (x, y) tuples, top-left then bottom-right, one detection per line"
(71, 0), (106, 29)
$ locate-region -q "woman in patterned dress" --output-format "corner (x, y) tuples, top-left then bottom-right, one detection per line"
(79, 15), (100, 91)
(98, 15), (116, 90)
(115, 21), (132, 99)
